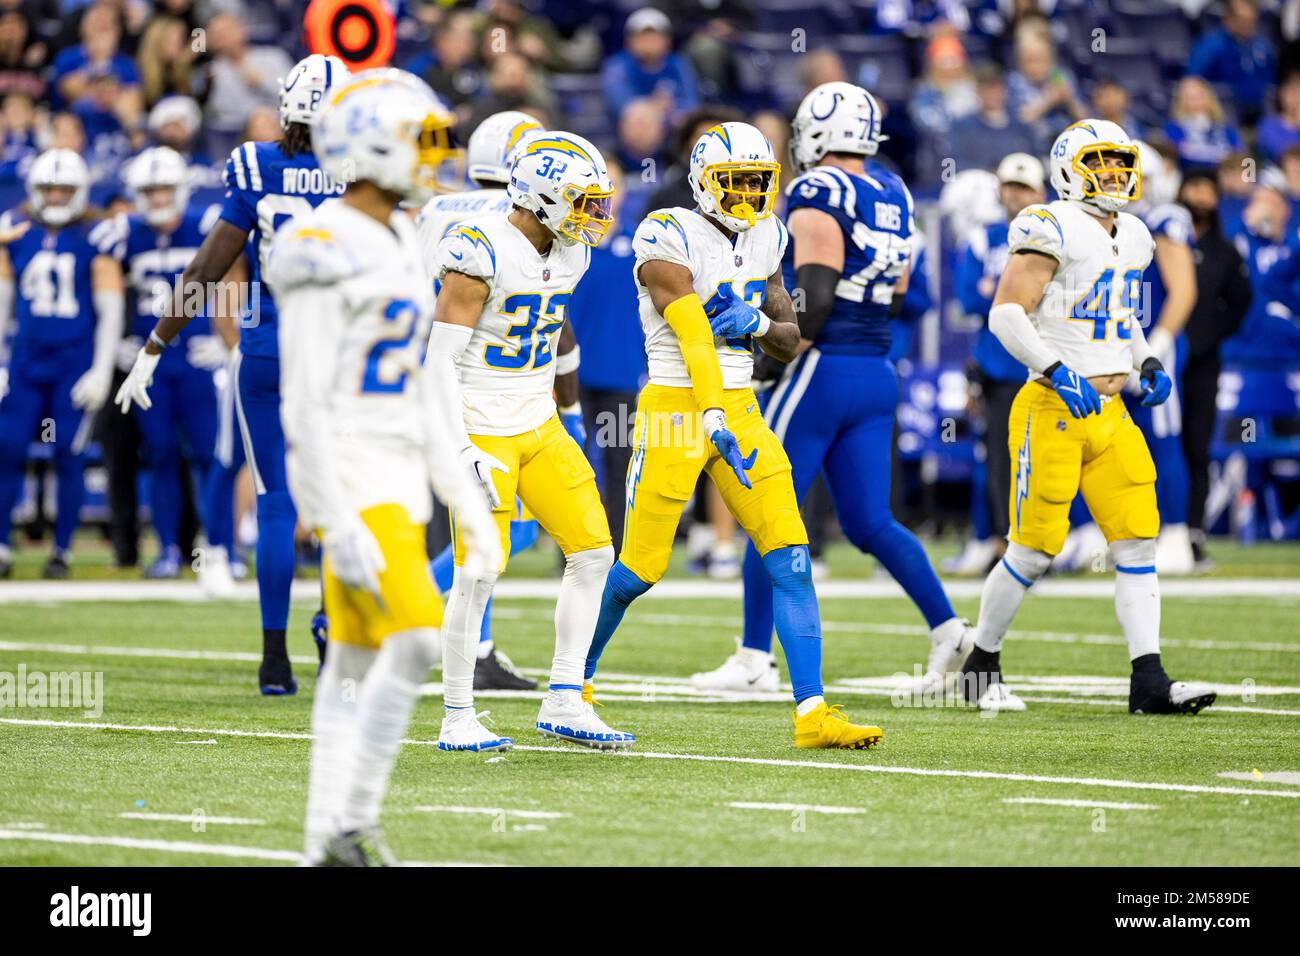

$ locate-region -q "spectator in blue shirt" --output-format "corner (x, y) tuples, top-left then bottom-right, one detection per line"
(403, 9), (485, 118)
(601, 7), (700, 121)
(0, 93), (38, 186)
(1257, 71), (1300, 164)
(1188, 0), (1276, 126)
(1164, 76), (1244, 171)
(945, 63), (1037, 177)
(1005, 23), (1087, 153)
(568, 159), (647, 550)
(1223, 183), (1300, 364)
(50, 3), (141, 114)
(615, 96), (668, 182)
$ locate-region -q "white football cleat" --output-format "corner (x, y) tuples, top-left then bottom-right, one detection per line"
(903, 622), (975, 693)
(437, 708), (513, 752)
(1155, 523), (1195, 576)
(977, 681), (1027, 712)
(536, 691), (634, 750)
(690, 642), (779, 692)
(1052, 521), (1107, 574)
(198, 545), (237, 599)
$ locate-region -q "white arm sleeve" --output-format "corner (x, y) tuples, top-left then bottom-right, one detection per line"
(1128, 316), (1157, 371)
(417, 338), (480, 510)
(988, 302), (1061, 375)
(425, 321), (475, 456)
(0, 276), (12, 357)
(91, 288), (125, 377)
(278, 285), (352, 534)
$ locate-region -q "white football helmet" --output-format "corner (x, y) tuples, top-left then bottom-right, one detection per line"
(939, 168), (1002, 239)
(688, 121), (780, 233)
(27, 148), (89, 226)
(1049, 119), (1141, 214)
(507, 132), (614, 247)
(125, 146), (191, 226)
(791, 81), (887, 173)
(1134, 140), (1181, 209)
(279, 53), (351, 129)
(314, 69), (461, 205)
(468, 110), (544, 186)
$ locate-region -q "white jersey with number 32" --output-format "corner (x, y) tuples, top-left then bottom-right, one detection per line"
(1008, 199), (1154, 379)
(433, 212), (590, 435)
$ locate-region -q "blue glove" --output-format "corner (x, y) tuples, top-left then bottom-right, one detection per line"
(710, 427), (757, 489)
(1048, 363), (1102, 419)
(560, 406), (587, 446)
(709, 284), (767, 339)
(1140, 361), (1172, 407)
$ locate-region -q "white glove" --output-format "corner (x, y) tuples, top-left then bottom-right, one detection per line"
(323, 517), (386, 597)
(187, 335), (231, 371)
(114, 347), (161, 413)
(460, 443), (509, 509)
(0, 366), (8, 403)
(70, 364), (114, 412)
(452, 495), (503, 579)
(115, 335), (143, 373)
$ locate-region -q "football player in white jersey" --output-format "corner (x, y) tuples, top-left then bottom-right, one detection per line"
(582, 121), (885, 748)
(960, 119), (1215, 715)
(416, 110), (551, 692)
(269, 69), (499, 866)
(428, 132), (631, 751)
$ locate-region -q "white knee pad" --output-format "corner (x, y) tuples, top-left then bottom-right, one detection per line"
(1110, 538), (1156, 572)
(565, 545), (615, 582)
(1003, 542), (1052, 584)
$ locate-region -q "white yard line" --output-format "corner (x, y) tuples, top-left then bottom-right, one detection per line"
(0, 828), (494, 866)
(118, 812), (265, 826)
(1218, 771), (1300, 785)
(2, 577), (1299, 604)
(409, 806), (569, 819)
(727, 802), (867, 815)
(1002, 797), (1159, 810)
(0, 640), (317, 665)
(5, 715), (1300, 801)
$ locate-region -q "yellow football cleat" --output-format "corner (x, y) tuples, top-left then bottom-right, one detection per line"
(793, 702), (883, 749)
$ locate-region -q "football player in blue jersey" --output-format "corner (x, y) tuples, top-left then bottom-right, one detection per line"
(115, 54), (350, 694)
(690, 83), (975, 694)
(96, 146), (225, 579)
(0, 149), (125, 579)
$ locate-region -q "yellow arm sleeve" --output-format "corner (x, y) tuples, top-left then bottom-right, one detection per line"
(663, 292), (724, 412)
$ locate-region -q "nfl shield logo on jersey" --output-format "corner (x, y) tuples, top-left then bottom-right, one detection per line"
(734, 254), (743, 267)
(542, 267), (551, 281)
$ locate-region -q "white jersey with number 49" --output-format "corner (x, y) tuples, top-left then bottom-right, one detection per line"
(1008, 199), (1154, 379)
(267, 198), (434, 523)
(434, 212), (590, 435)
(632, 206), (788, 390)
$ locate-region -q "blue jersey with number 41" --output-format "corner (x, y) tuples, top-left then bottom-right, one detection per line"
(219, 141), (346, 360)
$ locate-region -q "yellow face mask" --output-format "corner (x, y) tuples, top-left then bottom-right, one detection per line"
(412, 112), (465, 195)
(556, 181), (616, 246)
(1073, 143), (1140, 204)
(702, 161), (781, 226)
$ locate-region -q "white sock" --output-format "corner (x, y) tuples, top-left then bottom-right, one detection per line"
(441, 565), (498, 709)
(476, 638), (494, 660)
(974, 544), (1050, 653)
(303, 642), (373, 862)
(551, 545), (614, 688)
(338, 629), (439, 833)
(1112, 538), (1161, 660)
(796, 694), (825, 716)
(930, 616), (965, 646)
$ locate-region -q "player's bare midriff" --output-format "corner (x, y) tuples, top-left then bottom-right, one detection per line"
(1031, 371), (1129, 395)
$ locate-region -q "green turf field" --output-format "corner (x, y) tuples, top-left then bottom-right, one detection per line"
(1, 537), (1298, 866)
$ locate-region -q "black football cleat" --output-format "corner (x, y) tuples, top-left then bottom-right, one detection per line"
(310, 607), (329, 673)
(258, 655), (298, 697)
(1130, 673), (1217, 714)
(322, 827), (396, 867)
(474, 648), (538, 691)
(42, 552), (70, 579)
(958, 646), (1027, 711)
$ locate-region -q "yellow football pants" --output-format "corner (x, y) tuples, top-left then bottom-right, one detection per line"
(620, 384), (807, 583)
(1008, 382), (1159, 555)
(451, 413), (611, 571)
(323, 503), (443, 649)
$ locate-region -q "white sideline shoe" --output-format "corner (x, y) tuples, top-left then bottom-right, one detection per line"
(942, 538), (998, 576)
(437, 708), (513, 752)
(198, 546), (237, 599)
(1155, 523), (1195, 576)
(690, 641), (780, 692)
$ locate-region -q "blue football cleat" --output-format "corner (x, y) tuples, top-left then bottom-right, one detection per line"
(144, 546), (181, 580)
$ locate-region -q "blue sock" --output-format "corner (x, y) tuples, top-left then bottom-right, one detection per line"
(742, 541), (775, 652)
(584, 560), (651, 680)
(762, 545), (823, 703)
(53, 451), (87, 553)
(255, 490), (296, 631)
(429, 541), (454, 592)
(510, 518), (539, 553)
